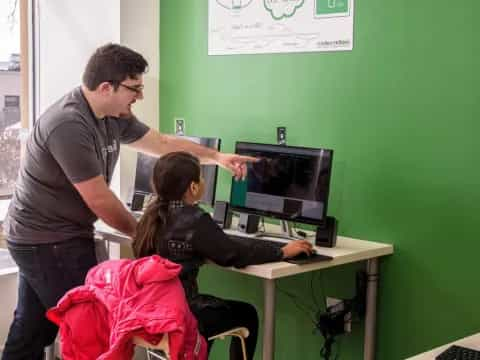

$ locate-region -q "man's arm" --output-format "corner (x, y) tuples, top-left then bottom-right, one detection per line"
(127, 129), (257, 179)
(73, 175), (137, 237)
(127, 129), (219, 164)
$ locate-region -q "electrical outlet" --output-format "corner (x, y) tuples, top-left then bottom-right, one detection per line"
(174, 118), (185, 135)
(277, 126), (286, 145)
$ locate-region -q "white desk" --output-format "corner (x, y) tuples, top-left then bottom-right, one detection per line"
(95, 223), (393, 360)
(407, 333), (480, 359)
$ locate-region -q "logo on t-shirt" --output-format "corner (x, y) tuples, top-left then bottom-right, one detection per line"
(101, 140), (118, 160)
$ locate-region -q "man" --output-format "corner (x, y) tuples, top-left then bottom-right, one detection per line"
(2, 43), (255, 359)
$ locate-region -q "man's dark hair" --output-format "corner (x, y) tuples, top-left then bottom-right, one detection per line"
(82, 43), (148, 90)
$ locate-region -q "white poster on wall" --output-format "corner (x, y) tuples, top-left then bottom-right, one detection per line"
(208, 0), (354, 55)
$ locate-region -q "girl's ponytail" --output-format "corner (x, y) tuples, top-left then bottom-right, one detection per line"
(132, 151), (201, 258)
(132, 198), (168, 258)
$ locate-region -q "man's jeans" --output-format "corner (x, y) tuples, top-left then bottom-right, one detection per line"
(2, 238), (97, 360)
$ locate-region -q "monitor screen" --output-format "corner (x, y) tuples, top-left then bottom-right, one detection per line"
(133, 136), (221, 207)
(230, 142), (333, 225)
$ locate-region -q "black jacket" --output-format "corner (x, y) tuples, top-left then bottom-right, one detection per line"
(155, 204), (283, 311)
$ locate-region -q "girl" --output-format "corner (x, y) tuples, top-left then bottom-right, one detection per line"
(133, 152), (312, 360)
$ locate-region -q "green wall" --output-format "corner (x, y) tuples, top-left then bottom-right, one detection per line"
(159, 1), (480, 358)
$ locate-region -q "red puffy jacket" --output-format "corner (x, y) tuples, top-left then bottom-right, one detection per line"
(47, 255), (207, 360)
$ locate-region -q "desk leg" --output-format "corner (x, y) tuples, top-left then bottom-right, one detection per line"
(364, 258), (379, 360)
(263, 278), (276, 360)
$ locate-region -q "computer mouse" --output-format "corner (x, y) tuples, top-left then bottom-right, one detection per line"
(299, 248), (317, 258)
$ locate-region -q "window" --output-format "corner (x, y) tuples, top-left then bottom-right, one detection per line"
(5, 95), (20, 108)
(0, 0), (28, 199)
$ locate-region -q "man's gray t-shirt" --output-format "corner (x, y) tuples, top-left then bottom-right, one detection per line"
(5, 87), (149, 244)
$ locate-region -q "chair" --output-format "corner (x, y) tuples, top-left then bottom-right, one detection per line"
(134, 326), (249, 360)
(207, 327), (250, 360)
(133, 333), (170, 360)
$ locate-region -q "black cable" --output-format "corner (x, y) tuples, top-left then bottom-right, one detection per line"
(334, 337), (342, 360)
(311, 271), (348, 360)
(277, 286), (317, 325)
(314, 272), (327, 310)
(318, 324), (344, 360)
(320, 335), (335, 359)
(281, 275), (347, 360)
(310, 272), (321, 309)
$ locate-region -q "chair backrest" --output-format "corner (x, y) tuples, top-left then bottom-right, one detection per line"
(133, 333), (170, 359)
(134, 327), (250, 360)
(207, 327), (249, 360)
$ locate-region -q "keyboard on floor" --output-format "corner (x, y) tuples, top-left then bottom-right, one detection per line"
(227, 234), (333, 264)
(436, 345), (480, 360)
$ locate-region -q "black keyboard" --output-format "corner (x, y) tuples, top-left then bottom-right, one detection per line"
(227, 234), (333, 265)
(227, 234), (284, 248)
(436, 345), (480, 360)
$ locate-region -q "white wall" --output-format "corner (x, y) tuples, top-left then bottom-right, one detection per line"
(35, 0), (120, 114)
(119, 0), (160, 202)
(34, 0), (160, 204)
(34, 0), (122, 202)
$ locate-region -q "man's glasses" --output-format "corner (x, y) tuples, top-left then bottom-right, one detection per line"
(119, 83), (144, 95)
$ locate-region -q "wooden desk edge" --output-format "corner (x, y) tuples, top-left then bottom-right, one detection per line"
(211, 244), (393, 280)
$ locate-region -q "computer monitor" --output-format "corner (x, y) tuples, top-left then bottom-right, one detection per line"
(230, 142), (333, 225)
(133, 136), (221, 207)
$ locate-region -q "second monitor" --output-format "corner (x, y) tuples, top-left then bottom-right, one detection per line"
(133, 135), (221, 208)
(230, 142), (333, 226)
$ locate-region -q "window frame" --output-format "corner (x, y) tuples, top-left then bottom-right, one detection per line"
(0, 0), (30, 200)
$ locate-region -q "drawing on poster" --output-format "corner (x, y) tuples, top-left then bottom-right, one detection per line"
(209, 0), (354, 55)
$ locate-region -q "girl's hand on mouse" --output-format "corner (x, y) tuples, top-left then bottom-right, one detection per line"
(281, 240), (313, 259)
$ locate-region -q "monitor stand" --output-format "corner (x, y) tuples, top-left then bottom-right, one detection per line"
(255, 220), (298, 241)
